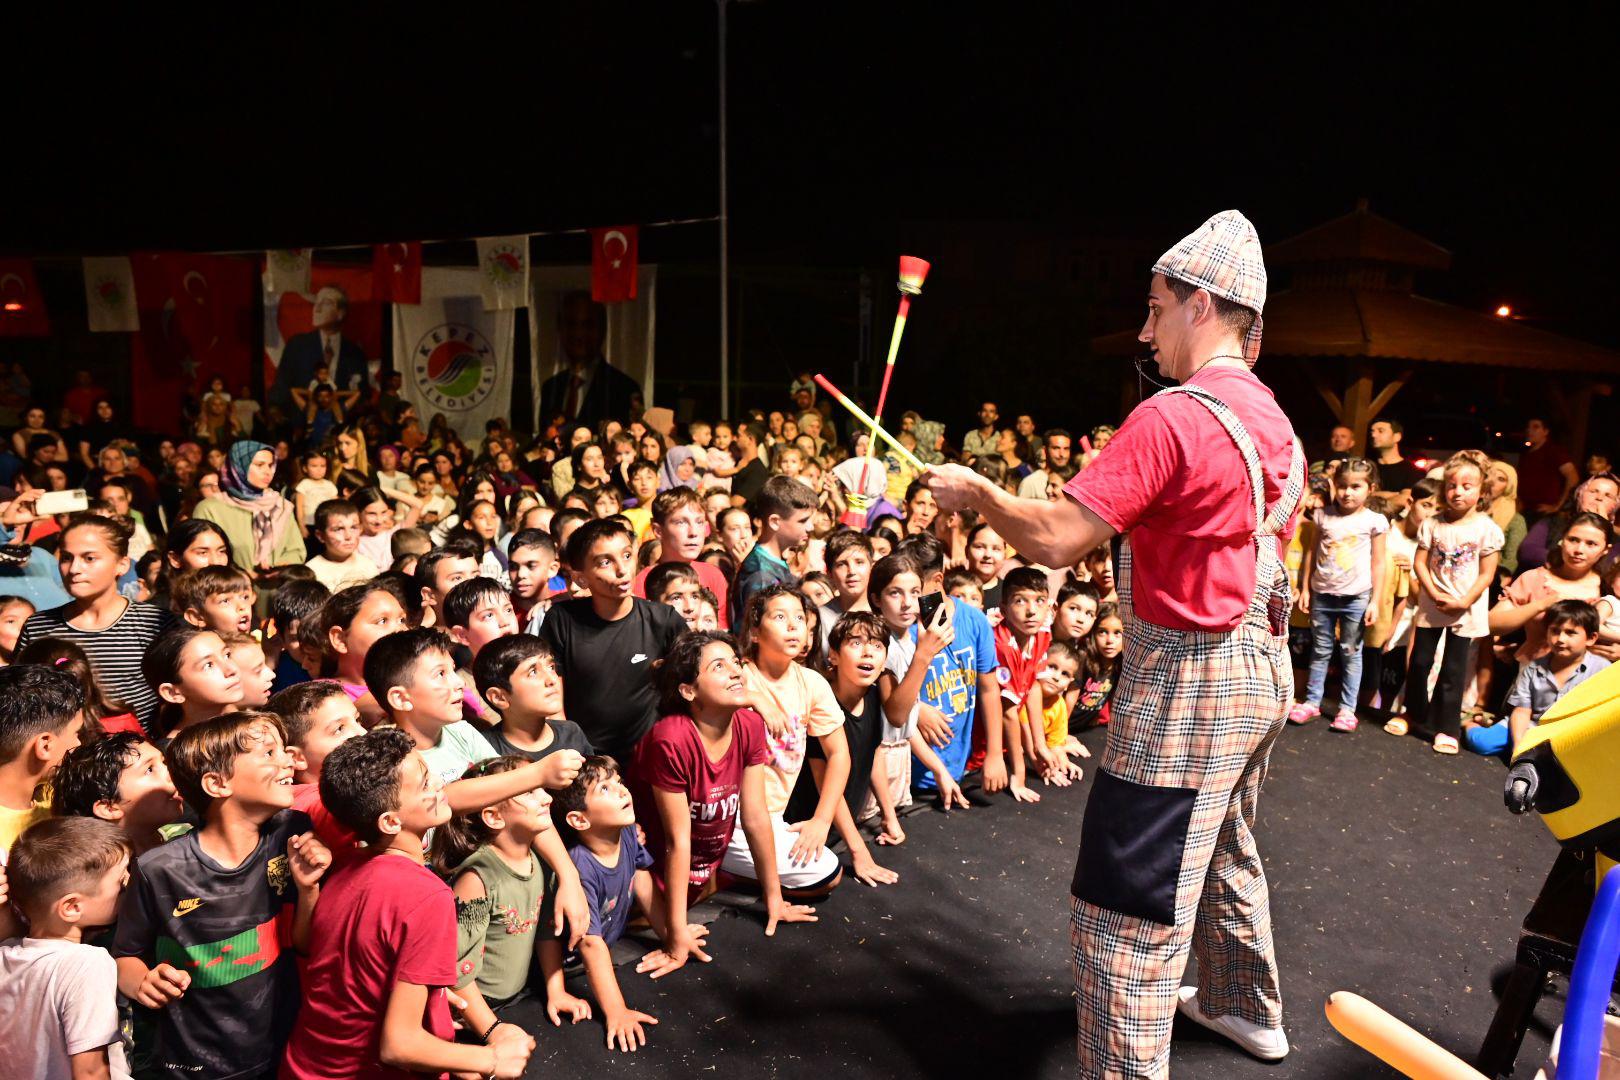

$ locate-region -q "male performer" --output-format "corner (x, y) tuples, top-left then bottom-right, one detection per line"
(926, 210), (1302, 1078)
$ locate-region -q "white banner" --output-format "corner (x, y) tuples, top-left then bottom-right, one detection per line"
(394, 267), (515, 442)
(263, 249), (312, 296)
(528, 264), (657, 420)
(476, 235), (529, 311)
(81, 256), (139, 332)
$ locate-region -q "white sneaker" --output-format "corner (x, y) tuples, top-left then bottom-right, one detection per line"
(1176, 986), (1289, 1062)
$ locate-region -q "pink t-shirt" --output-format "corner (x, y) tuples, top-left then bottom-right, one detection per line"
(282, 853), (457, 1080)
(634, 709), (770, 887)
(1064, 366), (1299, 632)
(1497, 566), (1600, 662)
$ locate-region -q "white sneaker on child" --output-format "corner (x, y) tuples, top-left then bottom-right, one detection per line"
(1176, 986), (1289, 1062)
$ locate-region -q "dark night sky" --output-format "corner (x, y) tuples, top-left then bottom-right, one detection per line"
(6, 6), (1617, 433)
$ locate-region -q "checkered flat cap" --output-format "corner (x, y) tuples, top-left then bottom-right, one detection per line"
(1153, 209), (1267, 365)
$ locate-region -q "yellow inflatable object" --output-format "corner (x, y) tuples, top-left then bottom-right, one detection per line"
(1324, 992), (1486, 1079)
(1508, 662), (1620, 864)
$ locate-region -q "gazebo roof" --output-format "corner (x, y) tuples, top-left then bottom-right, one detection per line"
(1093, 203), (1620, 374)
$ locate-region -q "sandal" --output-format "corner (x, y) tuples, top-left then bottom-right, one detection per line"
(1288, 702), (1321, 725)
(1329, 711), (1359, 733)
(1433, 733), (1459, 755)
(1383, 716), (1409, 737)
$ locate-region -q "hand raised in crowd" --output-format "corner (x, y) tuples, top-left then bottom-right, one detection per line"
(537, 748), (584, 790)
(287, 832), (332, 891)
(917, 599), (956, 661)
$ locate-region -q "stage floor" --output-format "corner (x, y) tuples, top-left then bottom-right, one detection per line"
(517, 718), (1563, 1078)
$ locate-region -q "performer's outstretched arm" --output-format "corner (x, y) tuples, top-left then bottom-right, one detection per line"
(924, 464), (1115, 568)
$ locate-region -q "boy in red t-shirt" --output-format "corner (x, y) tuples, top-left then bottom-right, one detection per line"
(269, 681), (368, 868)
(632, 487), (732, 627)
(633, 630), (816, 976)
(991, 567), (1066, 785)
(283, 728), (535, 1079)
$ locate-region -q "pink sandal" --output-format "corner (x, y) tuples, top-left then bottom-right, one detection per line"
(1288, 702), (1321, 725)
(1329, 711), (1359, 733)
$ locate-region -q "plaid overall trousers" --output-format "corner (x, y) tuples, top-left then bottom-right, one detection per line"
(1068, 384), (1304, 1078)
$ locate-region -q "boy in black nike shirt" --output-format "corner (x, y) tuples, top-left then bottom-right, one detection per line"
(538, 518), (685, 766)
(113, 710), (332, 1080)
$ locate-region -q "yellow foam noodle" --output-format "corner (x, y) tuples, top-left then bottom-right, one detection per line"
(1324, 992), (1486, 1079)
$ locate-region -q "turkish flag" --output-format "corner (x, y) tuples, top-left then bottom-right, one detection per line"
(130, 253), (257, 431)
(373, 242), (422, 304)
(590, 226), (639, 302)
(0, 258), (50, 336)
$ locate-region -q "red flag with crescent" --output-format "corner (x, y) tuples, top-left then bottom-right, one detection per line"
(0, 258), (50, 337)
(130, 253), (256, 431)
(590, 226), (639, 302)
(373, 242), (422, 304)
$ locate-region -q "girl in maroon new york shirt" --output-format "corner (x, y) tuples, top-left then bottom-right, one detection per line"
(633, 630), (816, 974)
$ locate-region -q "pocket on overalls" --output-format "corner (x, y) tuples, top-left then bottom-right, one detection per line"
(1070, 769), (1197, 925)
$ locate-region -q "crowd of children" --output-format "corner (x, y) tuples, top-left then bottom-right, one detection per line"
(0, 381), (1134, 1078)
(3, 369), (1609, 1075)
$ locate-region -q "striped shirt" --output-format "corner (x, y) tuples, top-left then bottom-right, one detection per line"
(14, 599), (177, 733)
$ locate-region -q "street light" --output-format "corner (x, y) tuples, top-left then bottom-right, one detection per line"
(1495, 304), (1513, 318)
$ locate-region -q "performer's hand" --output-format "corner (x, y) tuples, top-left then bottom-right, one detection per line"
(923, 464), (990, 513)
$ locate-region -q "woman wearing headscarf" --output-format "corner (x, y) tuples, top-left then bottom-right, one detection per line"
(1485, 459), (1527, 575)
(1516, 471), (1620, 573)
(658, 446), (698, 492)
(192, 440), (306, 580)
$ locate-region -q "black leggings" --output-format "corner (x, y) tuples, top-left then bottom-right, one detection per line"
(1404, 626), (1472, 739)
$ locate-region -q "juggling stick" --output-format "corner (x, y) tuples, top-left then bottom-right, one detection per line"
(814, 373), (927, 473)
(851, 256), (931, 525)
(1323, 992), (1485, 1080)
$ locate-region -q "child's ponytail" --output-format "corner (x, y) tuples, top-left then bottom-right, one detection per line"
(428, 755), (530, 877)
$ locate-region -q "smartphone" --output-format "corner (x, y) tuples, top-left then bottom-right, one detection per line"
(918, 591), (945, 627)
(34, 489), (89, 516)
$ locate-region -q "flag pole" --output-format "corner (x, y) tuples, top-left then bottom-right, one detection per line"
(717, 0), (730, 420)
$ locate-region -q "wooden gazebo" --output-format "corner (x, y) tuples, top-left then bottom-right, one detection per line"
(1091, 200), (1620, 456)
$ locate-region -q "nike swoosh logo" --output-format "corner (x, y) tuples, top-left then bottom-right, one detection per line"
(631, 654), (648, 664)
(173, 898), (204, 917)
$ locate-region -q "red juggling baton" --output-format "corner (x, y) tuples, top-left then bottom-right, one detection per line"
(845, 255), (930, 527)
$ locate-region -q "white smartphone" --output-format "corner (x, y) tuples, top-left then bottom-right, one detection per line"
(34, 489), (89, 516)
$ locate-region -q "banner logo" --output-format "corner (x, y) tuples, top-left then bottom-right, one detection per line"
(94, 276), (126, 309)
(482, 242), (526, 286)
(412, 323), (498, 412)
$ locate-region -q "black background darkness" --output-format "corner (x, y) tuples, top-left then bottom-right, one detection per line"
(5, 6), (1617, 447)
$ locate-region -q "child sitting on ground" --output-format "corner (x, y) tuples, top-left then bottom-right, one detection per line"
(282, 729), (535, 1079)
(1069, 602), (1124, 733)
(735, 586), (849, 898)
(305, 498), (380, 594)
(1292, 458), (1387, 732)
(473, 634), (595, 763)
(994, 566), (1063, 785)
(1465, 599), (1610, 756)
(1037, 640), (1087, 775)
(431, 756), (581, 1045)
(442, 576), (521, 719)
(555, 756), (709, 1053)
(1052, 579), (1101, 647)
(143, 626), (246, 739)
(113, 711), (331, 1079)
(0, 817), (133, 1079)
(634, 631), (817, 975)
(171, 564), (256, 636)
(52, 731), (188, 855)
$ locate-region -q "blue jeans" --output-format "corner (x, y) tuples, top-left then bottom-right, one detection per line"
(1304, 590), (1371, 710)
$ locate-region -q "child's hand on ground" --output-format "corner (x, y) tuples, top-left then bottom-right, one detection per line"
(850, 850), (899, 887)
(875, 814), (906, 845)
(981, 755), (1009, 793)
(785, 818), (831, 865)
(638, 924), (710, 979)
(132, 963), (191, 1008)
(545, 987), (593, 1026)
(554, 876), (590, 951)
(287, 832), (332, 891)
(764, 895), (818, 936)
(936, 777), (971, 812)
(658, 924), (713, 973)
(1008, 778), (1042, 803)
(603, 1006), (659, 1053)
(537, 749), (584, 790)
(1075, 741), (1092, 760)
